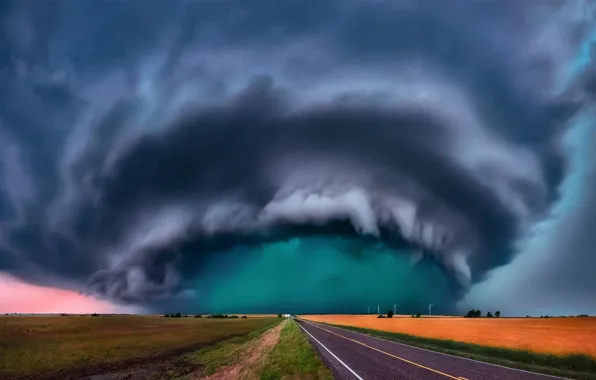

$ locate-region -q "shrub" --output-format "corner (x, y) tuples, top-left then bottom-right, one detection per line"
(194, 314), (202, 318)
(377, 314), (385, 318)
(91, 313), (99, 317)
(230, 315), (239, 319)
(415, 312), (421, 318)
(387, 310), (394, 318)
(242, 315), (247, 319)
(466, 309), (482, 318)
(277, 313), (282, 318)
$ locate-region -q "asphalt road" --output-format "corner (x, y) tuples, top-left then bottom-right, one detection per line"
(296, 319), (567, 380)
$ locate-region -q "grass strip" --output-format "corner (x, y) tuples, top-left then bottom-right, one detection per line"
(258, 320), (333, 380)
(187, 319), (282, 376)
(311, 321), (596, 380)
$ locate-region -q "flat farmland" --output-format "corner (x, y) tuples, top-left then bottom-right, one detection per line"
(302, 315), (596, 357)
(0, 315), (279, 379)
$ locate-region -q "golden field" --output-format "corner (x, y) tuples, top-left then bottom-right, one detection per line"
(301, 314), (596, 357)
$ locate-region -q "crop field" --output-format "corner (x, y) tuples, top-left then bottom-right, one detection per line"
(302, 314), (596, 357)
(0, 315), (279, 379)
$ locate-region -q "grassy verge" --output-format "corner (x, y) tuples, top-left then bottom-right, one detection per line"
(310, 320), (596, 380)
(258, 320), (333, 380)
(187, 320), (282, 377)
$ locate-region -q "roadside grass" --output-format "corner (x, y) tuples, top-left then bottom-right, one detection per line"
(311, 321), (596, 380)
(187, 320), (282, 377)
(258, 320), (333, 380)
(0, 315), (278, 379)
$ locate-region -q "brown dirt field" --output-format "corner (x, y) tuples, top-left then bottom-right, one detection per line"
(0, 315), (278, 379)
(302, 315), (596, 357)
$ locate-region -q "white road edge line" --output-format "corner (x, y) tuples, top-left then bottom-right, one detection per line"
(296, 321), (365, 380)
(302, 321), (569, 380)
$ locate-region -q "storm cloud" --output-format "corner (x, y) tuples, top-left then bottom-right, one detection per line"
(0, 0), (594, 314)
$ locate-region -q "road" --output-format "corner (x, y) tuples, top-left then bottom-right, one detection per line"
(296, 319), (567, 380)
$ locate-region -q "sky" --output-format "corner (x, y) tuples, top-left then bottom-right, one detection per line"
(0, 0), (594, 316)
(0, 272), (132, 314)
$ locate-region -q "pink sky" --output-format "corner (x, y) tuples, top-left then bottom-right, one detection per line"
(0, 272), (135, 314)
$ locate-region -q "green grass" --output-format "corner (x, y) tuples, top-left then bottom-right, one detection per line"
(258, 320), (333, 380)
(0, 315), (278, 378)
(312, 321), (596, 380)
(188, 320), (281, 376)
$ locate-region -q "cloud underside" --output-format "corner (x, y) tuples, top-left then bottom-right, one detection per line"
(0, 0), (594, 313)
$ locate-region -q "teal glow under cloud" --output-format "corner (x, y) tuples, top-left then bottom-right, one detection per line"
(199, 238), (452, 314)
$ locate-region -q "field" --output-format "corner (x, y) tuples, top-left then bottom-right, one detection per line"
(302, 314), (596, 357)
(0, 315), (279, 379)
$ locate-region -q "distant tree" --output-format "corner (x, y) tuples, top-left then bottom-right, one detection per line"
(465, 310), (475, 318)
(277, 313), (282, 318)
(164, 314), (170, 318)
(194, 314), (202, 318)
(475, 310), (481, 318)
(526, 315), (531, 318)
(415, 312), (421, 318)
(495, 311), (501, 318)
(242, 315), (247, 319)
(387, 310), (394, 318)
(91, 313), (99, 317)
(486, 312), (493, 318)
(174, 312), (182, 318)
(183, 314), (188, 318)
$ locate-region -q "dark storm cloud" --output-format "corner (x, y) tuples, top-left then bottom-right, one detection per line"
(0, 0), (593, 312)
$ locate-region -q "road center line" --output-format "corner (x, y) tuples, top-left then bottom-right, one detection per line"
(296, 321), (365, 380)
(301, 320), (461, 380)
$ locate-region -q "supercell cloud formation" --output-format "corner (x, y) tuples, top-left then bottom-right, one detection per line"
(0, 0), (594, 314)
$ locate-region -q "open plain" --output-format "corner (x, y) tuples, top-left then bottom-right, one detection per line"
(0, 315), (279, 379)
(301, 314), (596, 357)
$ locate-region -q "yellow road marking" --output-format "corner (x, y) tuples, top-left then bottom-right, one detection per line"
(302, 321), (462, 380)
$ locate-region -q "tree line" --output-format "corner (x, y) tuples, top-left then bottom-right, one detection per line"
(464, 310), (500, 318)
(164, 313), (247, 319)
